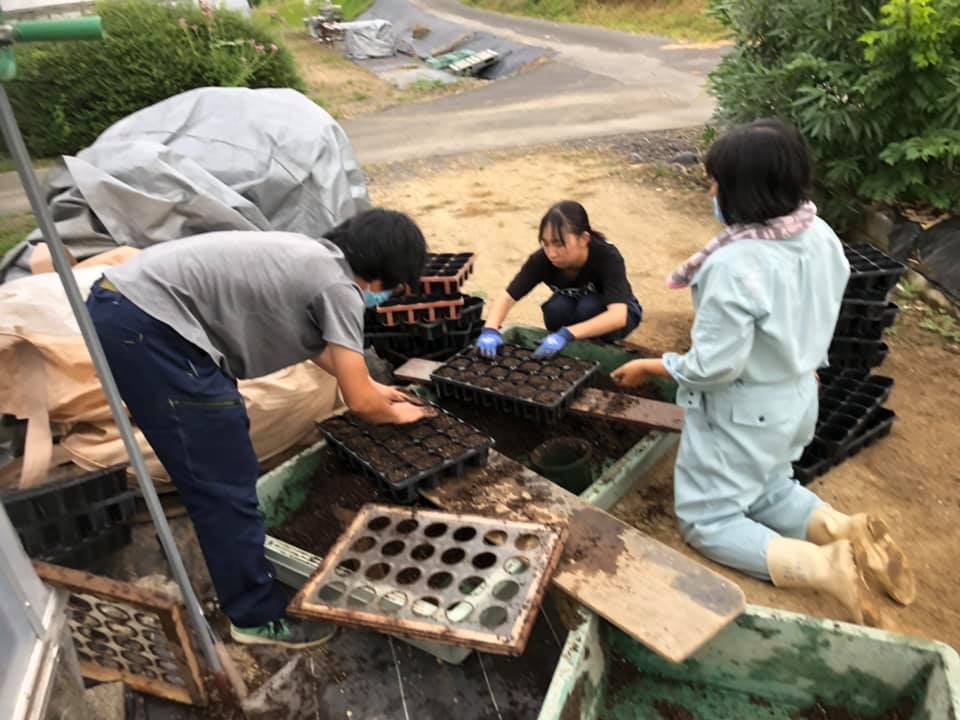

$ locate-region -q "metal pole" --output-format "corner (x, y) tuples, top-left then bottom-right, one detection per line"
(0, 84), (222, 674)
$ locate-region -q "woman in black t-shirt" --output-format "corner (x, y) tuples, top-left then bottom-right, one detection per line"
(476, 201), (643, 359)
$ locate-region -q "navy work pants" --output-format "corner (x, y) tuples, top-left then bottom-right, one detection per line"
(87, 281), (288, 627)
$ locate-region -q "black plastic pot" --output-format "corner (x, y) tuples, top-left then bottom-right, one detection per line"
(530, 437), (594, 494)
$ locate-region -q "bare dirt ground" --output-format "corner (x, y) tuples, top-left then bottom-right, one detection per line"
(368, 143), (960, 652)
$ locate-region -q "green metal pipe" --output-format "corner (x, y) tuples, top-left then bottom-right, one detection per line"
(12, 17), (104, 43)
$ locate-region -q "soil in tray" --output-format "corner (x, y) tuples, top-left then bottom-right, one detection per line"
(436, 397), (646, 467)
(602, 651), (916, 720)
(269, 448), (403, 557)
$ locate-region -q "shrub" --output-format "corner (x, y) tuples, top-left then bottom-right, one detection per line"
(707, 0), (960, 227)
(6, 0), (304, 157)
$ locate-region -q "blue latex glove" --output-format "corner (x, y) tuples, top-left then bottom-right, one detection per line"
(533, 327), (575, 359)
(476, 328), (504, 359)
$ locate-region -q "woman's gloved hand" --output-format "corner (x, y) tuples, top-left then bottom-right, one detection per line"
(533, 328), (574, 359)
(476, 328), (504, 358)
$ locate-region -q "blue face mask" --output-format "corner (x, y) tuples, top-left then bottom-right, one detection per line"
(363, 289), (393, 308)
(712, 195), (727, 225)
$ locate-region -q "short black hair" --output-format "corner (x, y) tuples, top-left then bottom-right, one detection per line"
(323, 208), (427, 289)
(705, 118), (813, 225)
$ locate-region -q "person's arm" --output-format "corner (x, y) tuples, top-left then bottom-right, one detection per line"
(312, 347), (412, 403)
(314, 344), (431, 424)
(566, 302), (628, 340)
(483, 292), (517, 330)
(613, 264), (763, 390)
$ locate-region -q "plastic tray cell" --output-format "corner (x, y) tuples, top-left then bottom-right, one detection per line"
(376, 295), (466, 326)
(318, 407), (495, 503)
(835, 301), (900, 339)
(288, 504), (568, 656)
(793, 440), (833, 486)
(842, 243), (907, 300)
(430, 345), (600, 424)
(828, 337), (889, 371)
(409, 253), (477, 295)
(2, 465), (136, 565)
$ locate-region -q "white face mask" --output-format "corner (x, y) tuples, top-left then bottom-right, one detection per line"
(363, 289), (393, 308)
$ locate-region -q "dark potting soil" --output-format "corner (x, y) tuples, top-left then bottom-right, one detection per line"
(603, 651), (917, 720)
(791, 697), (917, 720)
(269, 448), (403, 557)
(436, 397), (647, 466)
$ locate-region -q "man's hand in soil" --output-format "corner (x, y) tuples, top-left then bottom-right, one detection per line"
(611, 358), (668, 388)
(389, 401), (436, 424)
(373, 381), (419, 404)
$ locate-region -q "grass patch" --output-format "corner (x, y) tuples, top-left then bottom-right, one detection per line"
(462, 0), (726, 43)
(0, 212), (36, 257)
(0, 156), (58, 175)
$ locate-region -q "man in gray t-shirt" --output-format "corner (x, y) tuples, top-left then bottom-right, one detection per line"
(87, 209), (430, 649)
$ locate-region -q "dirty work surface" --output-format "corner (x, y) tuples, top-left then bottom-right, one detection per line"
(421, 451), (745, 663)
(269, 448), (397, 557)
(123, 599), (568, 720)
(269, 399), (645, 557)
(257, 598), (565, 719)
(437, 396), (647, 471)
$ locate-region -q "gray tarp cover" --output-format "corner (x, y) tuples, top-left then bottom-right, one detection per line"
(1, 86), (371, 282)
(359, 0), (551, 79)
(340, 19), (401, 59)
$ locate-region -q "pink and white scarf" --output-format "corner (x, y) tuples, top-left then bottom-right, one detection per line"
(666, 201), (819, 289)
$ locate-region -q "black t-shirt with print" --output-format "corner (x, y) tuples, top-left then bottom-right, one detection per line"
(506, 239), (635, 306)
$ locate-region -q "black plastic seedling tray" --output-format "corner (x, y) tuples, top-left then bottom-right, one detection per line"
(817, 411), (863, 458)
(835, 300), (899, 339)
(376, 294), (466, 326)
(411, 253), (476, 295)
(793, 440), (833, 486)
(2, 465), (136, 560)
(430, 344), (600, 424)
(842, 407), (896, 459)
(451, 295), (485, 329)
(828, 337), (889, 370)
(318, 408), (496, 504)
(842, 243), (907, 299)
(42, 522), (134, 571)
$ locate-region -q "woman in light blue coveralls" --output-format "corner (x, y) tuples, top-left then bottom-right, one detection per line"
(613, 119), (915, 626)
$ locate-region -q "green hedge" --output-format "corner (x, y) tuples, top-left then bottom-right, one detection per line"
(707, 0), (960, 227)
(7, 0), (304, 157)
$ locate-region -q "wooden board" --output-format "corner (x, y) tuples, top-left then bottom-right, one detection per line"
(394, 357), (443, 384)
(394, 358), (685, 433)
(569, 388), (685, 433)
(420, 452), (745, 664)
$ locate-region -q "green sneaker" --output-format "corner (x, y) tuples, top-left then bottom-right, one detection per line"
(230, 617), (338, 649)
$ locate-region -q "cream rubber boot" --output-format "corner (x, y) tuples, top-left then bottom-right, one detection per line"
(806, 505), (916, 606)
(767, 537), (883, 627)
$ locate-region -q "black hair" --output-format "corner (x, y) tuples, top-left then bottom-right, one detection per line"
(704, 118), (813, 225)
(323, 208), (427, 289)
(538, 200), (607, 246)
